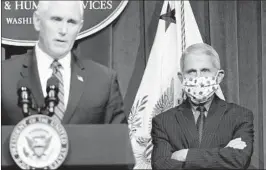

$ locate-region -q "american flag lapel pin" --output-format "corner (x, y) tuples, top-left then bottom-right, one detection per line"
(77, 75), (84, 82)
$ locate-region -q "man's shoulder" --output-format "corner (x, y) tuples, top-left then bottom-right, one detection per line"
(2, 52), (29, 67)
(80, 58), (116, 76)
(2, 53), (31, 77)
(153, 107), (179, 122)
(225, 101), (253, 117)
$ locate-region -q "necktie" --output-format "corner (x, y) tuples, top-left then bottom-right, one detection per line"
(50, 60), (65, 121)
(196, 106), (206, 144)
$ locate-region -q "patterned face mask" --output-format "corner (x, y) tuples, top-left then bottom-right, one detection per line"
(182, 72), (220, 104)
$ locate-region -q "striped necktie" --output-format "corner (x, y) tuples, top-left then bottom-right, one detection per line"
(50, 60), (65, 121)
(196, 106), (206, 144)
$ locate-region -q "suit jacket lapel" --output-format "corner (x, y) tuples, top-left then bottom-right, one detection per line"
(62, 53), (86, 124)
(175, 100), (199, 148)
(20, 50), (45, 110)
(200, 95), (227, 148)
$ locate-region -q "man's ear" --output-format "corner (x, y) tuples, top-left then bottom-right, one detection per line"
(33, 11), (41, 32)
(78, 19), (84, 33)
(217, 70), (225, 84)
(178, 72), (183, 83)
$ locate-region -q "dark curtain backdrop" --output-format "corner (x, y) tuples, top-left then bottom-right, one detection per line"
(2, 1), (265, 169)
(190, 1), (265, 168)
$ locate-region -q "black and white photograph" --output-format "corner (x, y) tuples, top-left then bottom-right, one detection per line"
(1, 0), (265, 169)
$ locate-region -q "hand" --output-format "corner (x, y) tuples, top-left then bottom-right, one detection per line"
(171, 149), (188, 162)
(225, 137), (246, 149)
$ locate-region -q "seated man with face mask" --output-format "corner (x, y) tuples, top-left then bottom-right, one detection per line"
(151, 43), (254, 169)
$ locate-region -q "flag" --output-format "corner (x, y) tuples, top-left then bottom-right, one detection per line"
(128, 1), (224, 169)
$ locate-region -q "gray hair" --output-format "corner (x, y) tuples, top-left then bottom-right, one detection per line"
(36, 1), (84, 18)
(180, 43), (221, 71)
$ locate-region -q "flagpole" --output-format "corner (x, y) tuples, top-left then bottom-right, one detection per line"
(173, 0), (183, 107)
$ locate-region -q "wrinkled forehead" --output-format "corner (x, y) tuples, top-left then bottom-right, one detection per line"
(43, 1), (83, 19)
(184, 53), (216, 69)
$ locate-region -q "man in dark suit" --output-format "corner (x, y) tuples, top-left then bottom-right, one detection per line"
(151, 43), (254, 169)
(2, 1), (127, 125)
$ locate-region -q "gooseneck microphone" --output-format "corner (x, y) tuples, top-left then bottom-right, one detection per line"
(45, 76), (59, 116)
(17, 79), (32, 117)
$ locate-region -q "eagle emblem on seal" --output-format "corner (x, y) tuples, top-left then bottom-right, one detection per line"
(24, 135), (52, 159)
(9, 115), (69, 169)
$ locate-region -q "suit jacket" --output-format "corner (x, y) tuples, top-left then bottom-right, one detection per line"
(2, 50), (127, 125)
(151, 95), (254, 169)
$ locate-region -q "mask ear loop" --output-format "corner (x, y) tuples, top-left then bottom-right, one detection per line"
(214, 70), (222, 84)
(215, 69), (225, 84)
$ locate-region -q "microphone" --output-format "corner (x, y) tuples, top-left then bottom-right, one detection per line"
(17, 79), (32, 117)
(45, 76), (59, 116)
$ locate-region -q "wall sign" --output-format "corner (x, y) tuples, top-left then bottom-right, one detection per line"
(2, 1), (128, 46)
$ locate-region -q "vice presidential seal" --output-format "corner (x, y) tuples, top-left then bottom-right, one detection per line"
(9, 115), (69, 169)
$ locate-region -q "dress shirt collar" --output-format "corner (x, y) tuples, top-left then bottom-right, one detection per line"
(189, 95), (214, 116)
(35, 42), (71, 69)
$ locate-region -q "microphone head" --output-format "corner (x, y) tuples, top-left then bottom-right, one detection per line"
(17, 79), (30, 93)
(46, 76), (59, 92)
(17, 79), (32, 110)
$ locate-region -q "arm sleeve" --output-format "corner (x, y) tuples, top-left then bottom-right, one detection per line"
(151, 116), (185, 169)
(184, 111), (254, 169)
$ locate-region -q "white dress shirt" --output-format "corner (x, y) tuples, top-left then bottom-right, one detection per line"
(35, 43), (71, 108)
(190, 97), (213, 124)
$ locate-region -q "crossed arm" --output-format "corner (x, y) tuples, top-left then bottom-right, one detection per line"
(151, 112), (254, 169)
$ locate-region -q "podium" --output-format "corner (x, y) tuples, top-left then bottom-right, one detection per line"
(2, 124), (135, 170)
